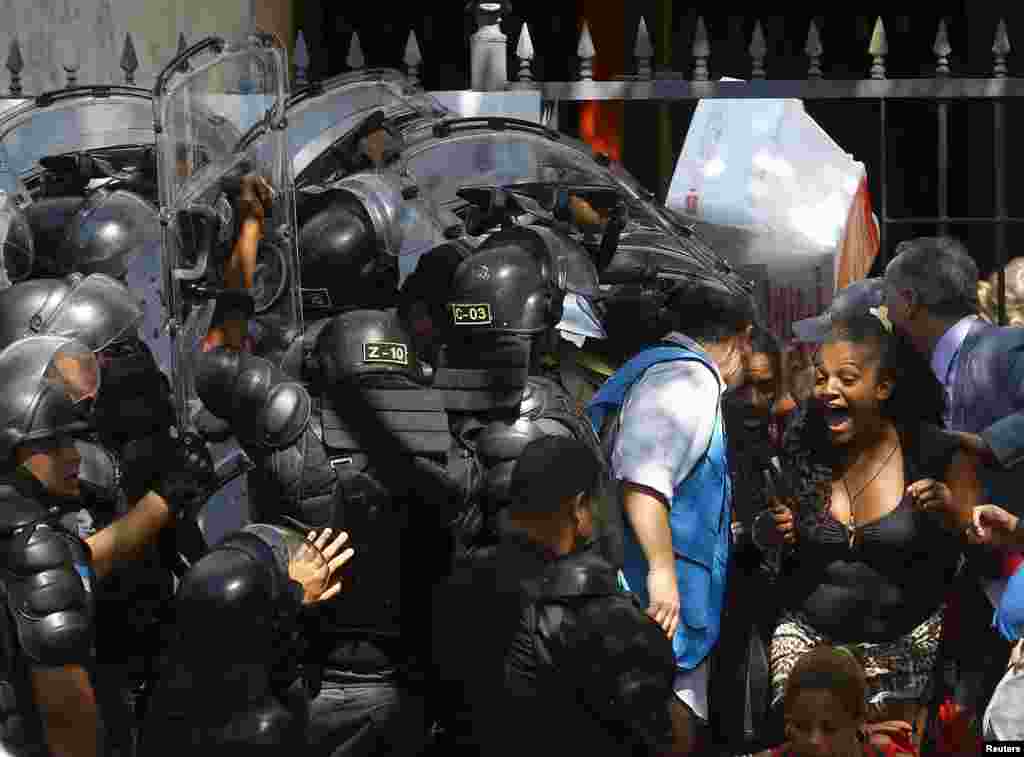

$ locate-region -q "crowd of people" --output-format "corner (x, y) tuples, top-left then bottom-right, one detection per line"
(433, 236), (1024, 757)
(0, 154), (1022, 757)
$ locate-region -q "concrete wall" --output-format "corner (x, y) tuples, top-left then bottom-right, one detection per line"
(0, 0), (293, 95)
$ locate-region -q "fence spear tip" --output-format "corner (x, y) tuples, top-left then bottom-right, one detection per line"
(516, 22), (534, 60)
(994, 18), (1011, 56)
(347, 31), (365, 69)
(577, 20), (595, 59)
(869, 17), (888, 57)
(805, 19), (823, 57)
(634, 17), (653, 59)
(933, 18), (951, 57)
(749, 20), (767, 59)
(294, 30), (309, 69)
(404, 29), (422, 67)
(693, 16), (710, 57)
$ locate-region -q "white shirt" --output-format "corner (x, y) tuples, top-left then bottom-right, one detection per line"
(930, 315), (978, 428)
(611, 336), (724, 503)
(608, 333), (723, 721)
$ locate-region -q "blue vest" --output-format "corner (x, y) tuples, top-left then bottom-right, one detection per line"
(587, 343), (731, 671)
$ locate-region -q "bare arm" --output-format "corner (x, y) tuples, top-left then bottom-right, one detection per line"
(207, 220), (261, 352)
(206, 174), (270, 352)
(622, 482), (679, 639)
(944, 450), (984, 532)
(31, 665), (98, 757)
(85, 492), (172, 580)
(657, 698), (696, 756)
(908, 450), (983, 534)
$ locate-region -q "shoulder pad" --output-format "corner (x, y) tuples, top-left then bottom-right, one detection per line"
(0, 483), (49, 533)
(520, 375), (575, 420)
(537, 550), (619, 600)
(236, 381), (311, 451)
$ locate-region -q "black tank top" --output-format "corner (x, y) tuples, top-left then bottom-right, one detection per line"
(785, 423), (962, 643)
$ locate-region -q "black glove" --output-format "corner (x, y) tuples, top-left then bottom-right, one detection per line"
(119, 433), (173, 504)
(154, 432), (217, 520)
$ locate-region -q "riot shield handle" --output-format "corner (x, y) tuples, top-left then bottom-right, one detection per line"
(173, 204), (218, 282)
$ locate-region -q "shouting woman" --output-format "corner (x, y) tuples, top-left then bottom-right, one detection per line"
(769, 312), (982, 752)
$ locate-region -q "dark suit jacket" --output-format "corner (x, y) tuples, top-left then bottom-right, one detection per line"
(950, 319), (1024, 512)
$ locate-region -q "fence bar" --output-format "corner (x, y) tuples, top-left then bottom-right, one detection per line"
(879, 99), (888, 266)
(884, 217), (1024, 224)
(995, 100), (1008, 325)
(536, 78), (1024, 102)
(937, 101), (949, 234)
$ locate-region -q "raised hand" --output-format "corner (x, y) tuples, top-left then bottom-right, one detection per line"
(968, 504), (1021, 548)
(289, 527), (355, 605)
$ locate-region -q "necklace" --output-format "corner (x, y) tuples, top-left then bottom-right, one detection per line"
(841, 440), (900, 548)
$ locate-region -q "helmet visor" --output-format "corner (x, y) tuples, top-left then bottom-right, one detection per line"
(43, 340), (101, 407)
(46, 274), (143, 351)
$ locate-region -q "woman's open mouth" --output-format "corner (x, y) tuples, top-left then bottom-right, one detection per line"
(824, 406), (852, 433)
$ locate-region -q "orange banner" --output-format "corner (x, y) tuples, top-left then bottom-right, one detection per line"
(835, 175), (880, 290)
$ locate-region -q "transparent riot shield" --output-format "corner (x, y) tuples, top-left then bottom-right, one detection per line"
(154, 32), (301, 433)
(0, 142), (33, 288)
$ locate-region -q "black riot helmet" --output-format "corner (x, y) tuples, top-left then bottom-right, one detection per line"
(56, 187), (161, 279)
(0, 336), (100, 461)
(296, 188), (398, 315)
(446, 224), (607, 338)
(447, 235), (559, 336)
(314, 309), (425, 388)
(0, 273), (143, 353)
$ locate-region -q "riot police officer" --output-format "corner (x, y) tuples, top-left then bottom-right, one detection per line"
(193, 308), (472, 756)
(0, 272), (207, 753)
(138, 523), (353, 752)
(433, 220), (609, 560)
(0, 335), (101, 755)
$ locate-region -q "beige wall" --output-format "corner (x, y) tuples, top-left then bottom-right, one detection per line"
(0, 0), (277, 95)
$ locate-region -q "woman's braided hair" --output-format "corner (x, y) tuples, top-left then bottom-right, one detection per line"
(780, 313), (944, 533)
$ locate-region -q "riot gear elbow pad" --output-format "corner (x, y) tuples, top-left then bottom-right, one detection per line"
(0, 514), (93, 666)
(195, 347), (311, 450)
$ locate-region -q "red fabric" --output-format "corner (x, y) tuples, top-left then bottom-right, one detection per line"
(1004, 552), (1024, 578)
(936, 697), (982, 755)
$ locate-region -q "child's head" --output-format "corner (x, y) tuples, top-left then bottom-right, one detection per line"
(783, 646), (867, 757)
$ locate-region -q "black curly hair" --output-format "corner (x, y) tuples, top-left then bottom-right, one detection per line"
(780, 312), (945, 533)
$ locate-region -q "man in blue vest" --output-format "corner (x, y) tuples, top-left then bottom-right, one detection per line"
(587, 279), (756, 754)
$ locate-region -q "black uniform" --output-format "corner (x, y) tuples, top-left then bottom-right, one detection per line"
(0, 336), (100, 753)
(138, 524), (312, 753)
(193, 309), (473, 756)
(432, 224), (608, 560)
(0, 273), (187, 752)
(433, 531), (677, 756)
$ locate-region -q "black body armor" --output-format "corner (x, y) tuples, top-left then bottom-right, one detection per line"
(435, 231), (607, 557)
(434, 536), (676, 756)
(195, 310), (474, 672)
(0, 475), (96, 751)
(138, 525), (310, 753)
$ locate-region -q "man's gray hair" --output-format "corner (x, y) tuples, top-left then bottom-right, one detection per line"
(885, 236), (979, 317)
